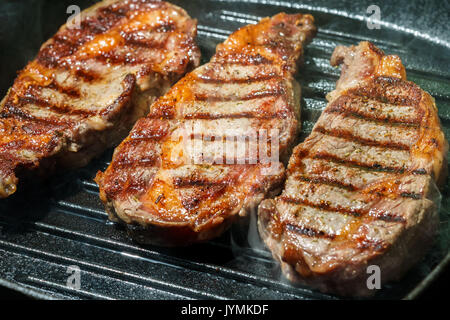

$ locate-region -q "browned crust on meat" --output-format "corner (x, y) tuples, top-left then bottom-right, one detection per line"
(258, 41), (448, 296)
(0, 0), (201, 198)
(258, 197), (438, 296)
(95, 13), (317, 246)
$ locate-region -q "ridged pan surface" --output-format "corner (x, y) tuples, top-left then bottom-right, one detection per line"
(0, 0), (449, 299)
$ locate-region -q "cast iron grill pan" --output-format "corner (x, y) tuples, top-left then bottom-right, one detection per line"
(0, 0), (449, 299)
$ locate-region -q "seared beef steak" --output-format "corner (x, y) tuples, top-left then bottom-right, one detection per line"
(258, 42), (448, 296)
(0, 0), (200, 197)
(95, 13), (317, 246)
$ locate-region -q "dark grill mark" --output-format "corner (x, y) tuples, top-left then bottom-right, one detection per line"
(98, 5), (128, 19)
(74, 69), (101, 82)
(121, 24), (179, 51)
(99, 73), (135, 116)
(130, 125), (170, 141)
(181, 197), (201, 211)
(186, 132), (272, 143)
(120, 138), (156, 149)
(0, 102), (72, 126)
(94, 51), (147, 66)
(37, 44), (75, 68)
(294, 174), (423, 201)
(81, 15), (115, 34)
(102, 165), (159, 199)
(326, 107), (420, 127)
(295, 175), (357, 191)
(312, 152), (407, 174)
(52, 33), (77, 46)
(215, 53), (273, 66)
(280, 196), (406, 224)
(123, 34), (171, 49)
(18, 94), (94, 117)
(114, 156), (159, 169)
(0, 137), (59, 155)
(181, 184), (229, 211)
(0, 140), (26, 151)
(314, 126), (410, 151)
(286, 224), (335, 240)
(195, 73), (279, 84)
(280, 196), (362, 217)
(146, 104), (176, 119)
(183, 110), (288, 120)
(173, 177), (225, 188)
(121, 21), (177, 47)
(47, 82), (81, 98)
(194, 87), (285, 102)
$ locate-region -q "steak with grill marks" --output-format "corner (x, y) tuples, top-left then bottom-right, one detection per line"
(95, 13), (317, 246)
(258, 41), (448, 296)
(0, 0), (200, 198)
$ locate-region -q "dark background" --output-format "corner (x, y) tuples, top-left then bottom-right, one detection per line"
(0, 270), (448, 299)
(0, 271), (447, 299)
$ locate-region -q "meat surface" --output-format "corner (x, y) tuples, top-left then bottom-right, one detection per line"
(95, 13), (317, 246)
(0, 0), (200, 198)
(258, 41), (448, 296)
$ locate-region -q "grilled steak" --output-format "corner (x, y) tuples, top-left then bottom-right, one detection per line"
(0, 0), (200, 198)
(258, 41), (448, 296)
(95, 13), (317, 246)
